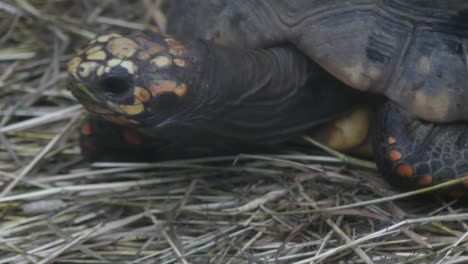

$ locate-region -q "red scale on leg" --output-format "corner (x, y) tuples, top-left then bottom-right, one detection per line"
(388, 150), (402, 161)
(396, 164), (413, 178)
(123, 130), (142, 145)
(81, 122), (93, 136)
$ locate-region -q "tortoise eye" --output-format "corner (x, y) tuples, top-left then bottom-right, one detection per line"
(99, 76), (132, 99)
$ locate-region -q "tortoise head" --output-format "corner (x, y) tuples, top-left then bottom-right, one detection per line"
(67, 33), (194, 127)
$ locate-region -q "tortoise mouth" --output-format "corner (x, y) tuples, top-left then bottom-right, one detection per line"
(68, 87), (112, 115)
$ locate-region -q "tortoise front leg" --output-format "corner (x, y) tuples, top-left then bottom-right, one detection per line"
(373, 101), (468, 198)
(79, 116), (170, 162)
(79, 116), (263, 162)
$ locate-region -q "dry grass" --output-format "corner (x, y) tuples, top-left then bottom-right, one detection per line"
(1, 1), (468, 263)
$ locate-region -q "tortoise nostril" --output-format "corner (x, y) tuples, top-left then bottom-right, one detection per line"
(99, 77), (132, 98)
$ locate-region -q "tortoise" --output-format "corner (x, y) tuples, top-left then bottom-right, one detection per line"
(67, 0), (468, 196)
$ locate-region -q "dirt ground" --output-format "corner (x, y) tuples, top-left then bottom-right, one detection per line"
(1, 1), (468, 263)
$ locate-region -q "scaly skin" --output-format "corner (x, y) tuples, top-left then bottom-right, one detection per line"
(374, 101), (468, 197)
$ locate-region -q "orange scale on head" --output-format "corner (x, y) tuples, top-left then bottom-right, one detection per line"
(123, 130), (142, 145)
(165, 37), (184, 49)
(388, 137), (396, 145)
(169, 48), (186, 56)
(165, 38), (186, 56)
(136, 37), (166, 55)
(173, 58), (187, 68)
(134, 87), (151, 103)
(150, 80), (188, 97)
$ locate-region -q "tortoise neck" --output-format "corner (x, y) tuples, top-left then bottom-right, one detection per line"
(194, 41), (313, 108)
(142, 37), (359, 143)
(175, 40), (356, 142)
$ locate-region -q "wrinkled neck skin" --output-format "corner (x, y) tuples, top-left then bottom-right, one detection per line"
(156, 40), (306, 142)
(196, 41), (313, 116)
(148, 39), (357, 143)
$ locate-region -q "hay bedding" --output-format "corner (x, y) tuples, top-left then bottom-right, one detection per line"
(0, 1), (467, 263)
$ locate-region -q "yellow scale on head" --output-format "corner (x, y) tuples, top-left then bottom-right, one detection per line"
(151, 55), (172, 68)
(96, 66), (105, 77)
(67, 57), (82, 79)
(106, 37), (139, 58)
(102, 114), (140, 126)
(121, 61), (137, 74)
(85, 46), (102, 55)
(107, 101), (144, 116)
(96, 34), (122, 43)
(135, 36), (167, 60)
(165, 37), (186, 56)
(87, 51), (107, 61)
(173, 58), (187, 68)
(78, 61), (99, 79)
(134, 87), (151, 103)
